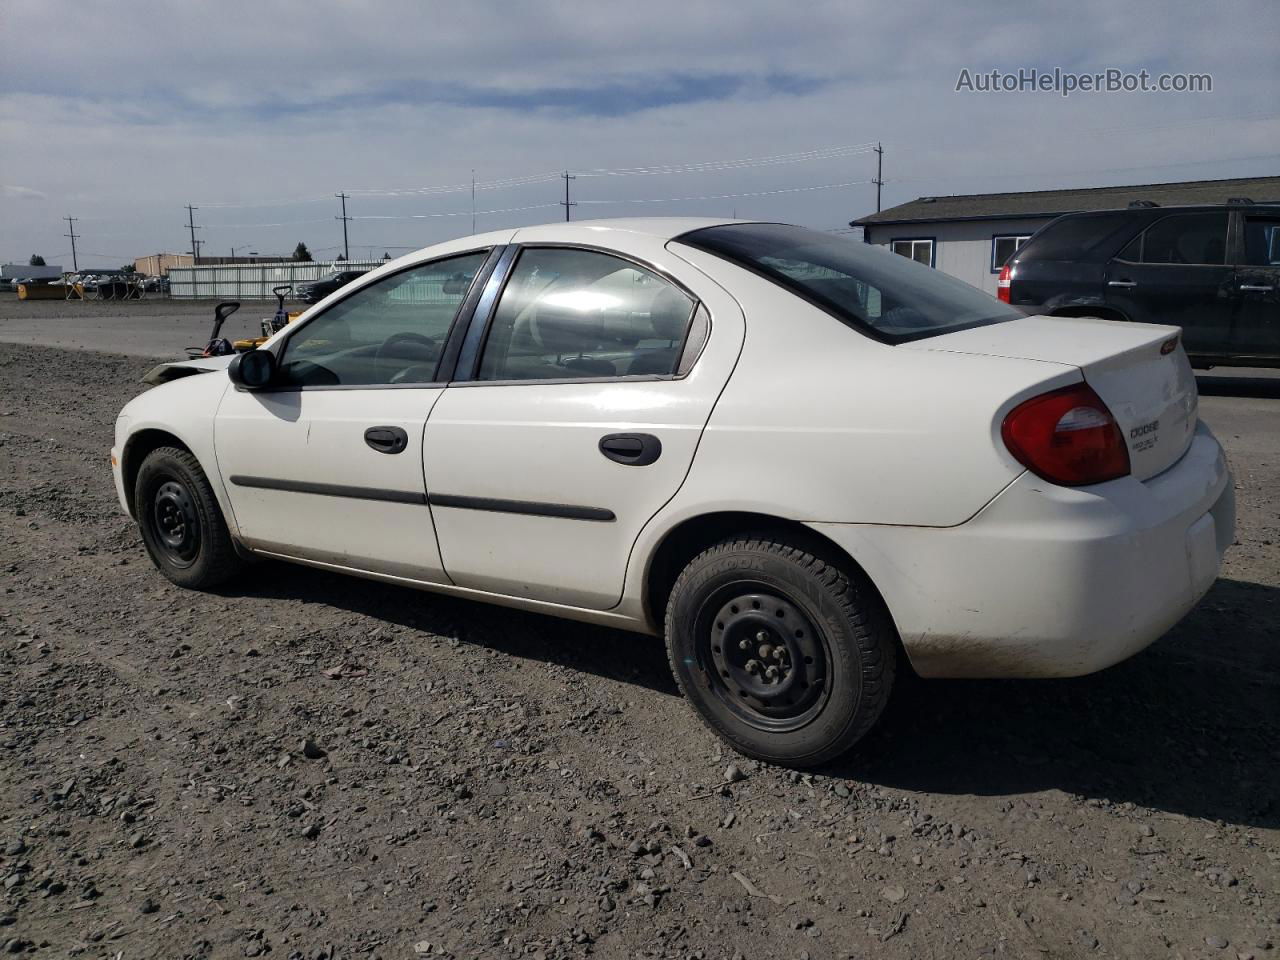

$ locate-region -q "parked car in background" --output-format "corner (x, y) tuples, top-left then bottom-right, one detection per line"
(111, 219), (1232, 767)
(295, 269), (369, 304)
(999, 201), (1280, 367)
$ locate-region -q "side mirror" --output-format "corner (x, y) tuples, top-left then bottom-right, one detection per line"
(228, 349), (278, 389)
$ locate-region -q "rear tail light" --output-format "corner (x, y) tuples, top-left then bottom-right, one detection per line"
(996, 264), (1013, 303)
(1001, 382), (1130, 486)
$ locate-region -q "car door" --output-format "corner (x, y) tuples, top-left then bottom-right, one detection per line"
(1103, 210), (1236, 357)
(424, 242), (744, 610)
(214, 249), (495, 579)
(1234, 209), (1280, 360)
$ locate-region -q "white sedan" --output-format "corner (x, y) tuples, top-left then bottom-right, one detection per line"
(111, 219), (1234, 766)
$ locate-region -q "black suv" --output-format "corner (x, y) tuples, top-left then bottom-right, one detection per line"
(1000, 202), (1280, 367)
(296, 269), (368, 304)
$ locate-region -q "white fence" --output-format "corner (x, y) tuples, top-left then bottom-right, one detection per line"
(167, 259), (385, 299)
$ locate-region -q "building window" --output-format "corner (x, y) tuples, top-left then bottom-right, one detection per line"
(991, 234), (1031, 272)
(890, 238), (935, 267)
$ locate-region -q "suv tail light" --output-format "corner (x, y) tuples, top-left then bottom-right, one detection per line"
(996, 264), (1013, 303)
(1001, 382), (1130, 486)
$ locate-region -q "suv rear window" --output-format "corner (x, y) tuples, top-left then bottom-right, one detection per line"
(1015, 212), (1134, 262)
(678, 222), (1021, 343)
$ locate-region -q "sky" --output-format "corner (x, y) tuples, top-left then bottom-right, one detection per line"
(1, 0), (1277, 268)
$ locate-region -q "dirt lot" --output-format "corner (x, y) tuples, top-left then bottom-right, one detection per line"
(0, 326), (1277, 958)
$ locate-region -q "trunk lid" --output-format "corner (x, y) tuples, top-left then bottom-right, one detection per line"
(904, 315), (1199, 481)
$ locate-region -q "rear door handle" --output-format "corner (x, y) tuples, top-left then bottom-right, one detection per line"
(1107, 280), (1137, 288)
(1239, 284), (1274, 292)
(599, 433), (662, 466)
(364, 426), (408, 454)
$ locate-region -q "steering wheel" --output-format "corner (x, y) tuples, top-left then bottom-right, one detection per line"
(375, 332), (438, 382)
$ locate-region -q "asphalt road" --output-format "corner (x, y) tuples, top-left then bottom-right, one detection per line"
(0, 296), (299, 358)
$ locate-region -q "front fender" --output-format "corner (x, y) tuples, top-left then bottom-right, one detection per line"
(114, 372), (236, 532)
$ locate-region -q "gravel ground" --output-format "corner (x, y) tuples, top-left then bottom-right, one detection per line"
(0, 340), (1276, 960)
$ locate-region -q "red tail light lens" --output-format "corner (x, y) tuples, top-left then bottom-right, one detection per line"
(1001, 382), (1130, 486)
(996, 264), (1013, 303)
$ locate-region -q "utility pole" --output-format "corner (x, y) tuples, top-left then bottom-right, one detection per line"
(873, 142), (884, 213)
(561, 171), (576, 222)
(63, 216), (80, 272)
(335, 192), (351, 259)
(185, 204), (201, 264)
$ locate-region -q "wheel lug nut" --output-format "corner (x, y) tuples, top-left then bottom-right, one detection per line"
(738, 638), (751, 651)
(755, 630), (769, 643)
(745, 660), (760, 674)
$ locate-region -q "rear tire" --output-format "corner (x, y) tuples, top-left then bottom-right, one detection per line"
(135, 446), (242, 589)
(665, 537), (896, 768)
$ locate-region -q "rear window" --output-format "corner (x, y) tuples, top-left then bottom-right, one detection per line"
(678, 222), (1021, 343)
(1015, 212), (1134, 262)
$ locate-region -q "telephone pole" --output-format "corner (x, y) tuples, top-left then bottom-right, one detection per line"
(185, 205), (202, 264)
(560, 171), (576, 221)
(63, 216), (80, 272)
(335, 192), (351, 259)
(873, 142), (884, 213)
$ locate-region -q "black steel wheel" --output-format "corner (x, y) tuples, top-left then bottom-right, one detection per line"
(700, 588), (830, 732)
(666, 537), (896, 768)
(135, 446), (242, 589)
(151, 479), (201, 568)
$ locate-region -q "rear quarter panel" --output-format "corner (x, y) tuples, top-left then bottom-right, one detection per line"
(653, 246), (1081, 528)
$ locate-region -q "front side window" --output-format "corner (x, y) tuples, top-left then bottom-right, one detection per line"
(1138, 212), (1229, 265)
(681, 223), (1021, 343)
(279, 252), (487, 387)
(476, 248), (696, 381)
(890, 238), (934, 267)
(991, 234), (1031, 272)
(1242, 216), (1280, 266)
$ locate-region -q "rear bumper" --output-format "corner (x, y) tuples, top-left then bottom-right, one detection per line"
(811, 422), (1233, 678)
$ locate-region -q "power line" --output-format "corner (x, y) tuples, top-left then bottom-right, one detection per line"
(335, 192), (351, 259)
(192, 142), (879, 210)
(63, 216), (80, 272)
(351, 201), (561, 221)
(574, 178), (876, 207)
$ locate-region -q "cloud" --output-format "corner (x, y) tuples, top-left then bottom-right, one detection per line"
(0, 0), (1275, 265)
(2, 185), (47, 201)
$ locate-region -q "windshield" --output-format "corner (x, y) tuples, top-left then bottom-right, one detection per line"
(678, 222), (1021, 343)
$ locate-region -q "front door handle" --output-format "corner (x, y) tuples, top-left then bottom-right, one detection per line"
(364, 426), (409, 454)
(599, 433), (662, 466)
(1239, 284), (1274, 292)
(1107, 280), (1137, 288)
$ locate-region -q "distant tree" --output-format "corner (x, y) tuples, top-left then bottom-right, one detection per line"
(120, 263), (137, 274)
(335, 254), (346, 262)
(29, 254), (46, 266)
(382, 252), (392, 260)
(291, 242), (313, 262)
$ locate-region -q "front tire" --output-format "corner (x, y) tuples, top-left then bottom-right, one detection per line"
(665, 538), (896, 768)
(135, 446), (242, 589)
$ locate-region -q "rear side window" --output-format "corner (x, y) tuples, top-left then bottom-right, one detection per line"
(477, 248), (697, 381)
(679, 222), (1021, 344)
(1242, 216), (1280, 266)
(1015, 213), (1134, 262)
(1139, 212), (1229, 265)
